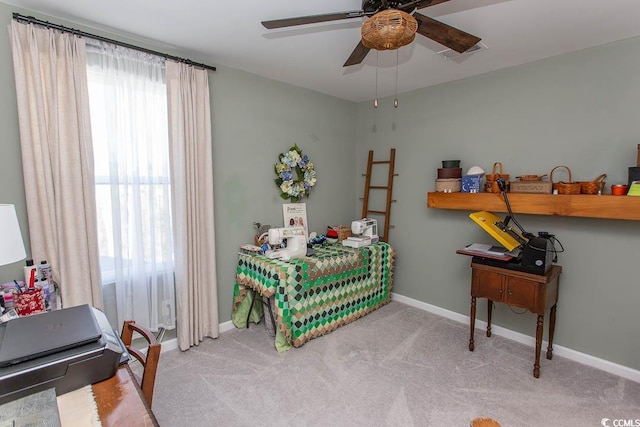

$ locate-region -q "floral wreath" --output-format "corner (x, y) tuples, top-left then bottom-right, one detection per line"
(274, 144), (317, 202)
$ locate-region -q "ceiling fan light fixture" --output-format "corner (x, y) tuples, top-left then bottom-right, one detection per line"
(361, 9), (418, 51)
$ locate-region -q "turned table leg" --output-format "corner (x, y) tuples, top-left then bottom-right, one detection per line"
(469, 296), (476, 351)
(487, 300), (493, 337)
(547, 304), (557, 360)
(534, 314), (544, 378)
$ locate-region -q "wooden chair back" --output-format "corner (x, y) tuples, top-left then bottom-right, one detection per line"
(120, 320), (161, 406)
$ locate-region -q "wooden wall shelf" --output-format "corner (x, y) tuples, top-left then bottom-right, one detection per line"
(426, 192), (640, 221)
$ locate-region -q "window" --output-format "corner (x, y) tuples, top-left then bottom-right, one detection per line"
(86, 42), (176, 332)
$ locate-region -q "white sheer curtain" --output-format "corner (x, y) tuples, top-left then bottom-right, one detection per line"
(85, 41), (176, 331)
(9, 21), (103, 309)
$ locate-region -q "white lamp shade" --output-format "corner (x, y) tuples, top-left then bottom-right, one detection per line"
(0, 204), (27, 266)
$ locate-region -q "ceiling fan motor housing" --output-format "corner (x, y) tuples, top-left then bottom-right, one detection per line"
(361, 9), (418, 50)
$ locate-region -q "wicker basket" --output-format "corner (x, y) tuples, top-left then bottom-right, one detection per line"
(484, 180), (508, 193)
(550, 165), (581, 194)
(485, 162), (510, 182)
(484, 162), (509, 193)
(328, 225), (352, 241)
(577, 174), (607, 195)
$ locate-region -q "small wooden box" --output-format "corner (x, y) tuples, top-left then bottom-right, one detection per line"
(509, 181), (553, 194)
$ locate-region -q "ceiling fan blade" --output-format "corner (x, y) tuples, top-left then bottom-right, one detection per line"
(413, 13), (481, 53)
(262, 10), (366, 29)
(343, 41), (371, 67)
(399, 0), (451, 12)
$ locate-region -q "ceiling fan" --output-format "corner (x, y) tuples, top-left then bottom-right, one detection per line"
(261, 0), (481, 67)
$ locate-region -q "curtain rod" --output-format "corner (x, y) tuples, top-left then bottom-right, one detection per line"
(13, 13), (217, 72)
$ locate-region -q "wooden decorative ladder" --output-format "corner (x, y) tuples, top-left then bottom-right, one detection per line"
(361, 148), (397, 242)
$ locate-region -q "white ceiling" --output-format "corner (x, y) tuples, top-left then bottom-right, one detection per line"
(4, 0), (640, 103)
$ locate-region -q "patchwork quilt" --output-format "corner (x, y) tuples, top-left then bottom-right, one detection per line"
(232, 242), (395, 348)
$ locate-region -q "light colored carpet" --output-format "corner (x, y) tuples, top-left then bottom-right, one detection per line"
(151, 301), (639, 426)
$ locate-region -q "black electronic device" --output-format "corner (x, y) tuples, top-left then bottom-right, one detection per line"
(0, 304), (102, 367)
(0, 305), (126, 405)
(470, 179), (561, 275)
(629, 167), (640, 188)
(473, 236), (554, 275)
(520, 236), (555, 275)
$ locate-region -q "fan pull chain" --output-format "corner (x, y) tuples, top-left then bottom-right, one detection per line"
(394, 49), (399, 108)
(374, 51), (379, 108)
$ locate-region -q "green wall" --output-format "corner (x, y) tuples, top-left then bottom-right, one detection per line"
(210, 68), (357, 321)
(355, 36), (640, 371)
(0, 4), (28, 282)
(0, 1), (638, 372)
(0, 2), (357, 323)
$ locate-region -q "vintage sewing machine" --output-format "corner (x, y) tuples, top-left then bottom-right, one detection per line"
(265, 226), (307, 260)
(342, 218), (379, 248)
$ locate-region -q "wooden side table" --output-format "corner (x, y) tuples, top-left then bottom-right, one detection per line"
(469, 262), (562, 378)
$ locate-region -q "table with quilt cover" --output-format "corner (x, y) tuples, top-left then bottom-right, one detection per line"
(231, 242), (395, 351)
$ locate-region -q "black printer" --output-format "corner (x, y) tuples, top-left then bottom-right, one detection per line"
(0, 304), (126, 405)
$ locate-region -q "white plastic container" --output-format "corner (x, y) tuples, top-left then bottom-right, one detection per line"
(39, 260), (57, 311)
(39, 260), (53, 283)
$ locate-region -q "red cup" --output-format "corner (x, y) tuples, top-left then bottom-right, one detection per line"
(611, 184), (628, 196)
(14, 287), (45, 316)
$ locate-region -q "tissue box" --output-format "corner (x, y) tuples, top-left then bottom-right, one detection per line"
(461, 175), (482, 193)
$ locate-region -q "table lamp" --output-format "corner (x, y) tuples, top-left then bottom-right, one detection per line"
(0, 204), (27, 267)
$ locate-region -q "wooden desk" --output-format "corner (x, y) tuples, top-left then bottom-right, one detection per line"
(469, 262), (562, 378)
(93, 364), (159, 426)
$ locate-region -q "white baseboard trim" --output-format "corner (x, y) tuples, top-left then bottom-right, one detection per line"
(219, 319), (235, 334)
(391, 292), (640, 383)
(158, 320), (236, 354)
(160, 337), (178, 353)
